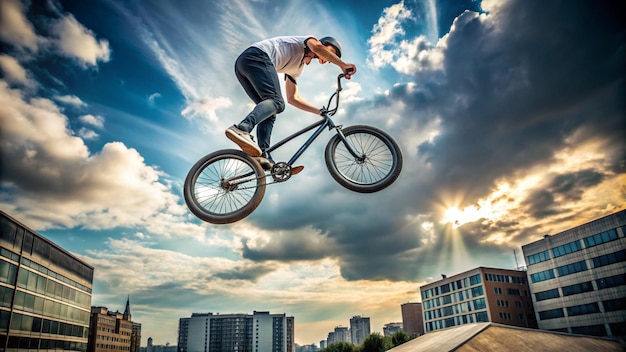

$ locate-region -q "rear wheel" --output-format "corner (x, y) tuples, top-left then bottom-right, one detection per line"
(184, 149), (266, 224)
(325, 125), (402, 193)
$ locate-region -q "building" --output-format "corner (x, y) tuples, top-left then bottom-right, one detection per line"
(326, 326), (350, 346)
(382, 322), (403, 336)
(521, 210), (626, 338)
(140, 340), (176, 352)
(295, 343), (320, 352)
(0, 210), (94, 350)
(178, 311), (294, 352)
(131, 322), (142, 352)
(349, 316), (370, 345)
(420, 267), (537, 333)
(177, 318), (190, 352)
(400, 302), (424, 337)
(88, 297), (141, 352)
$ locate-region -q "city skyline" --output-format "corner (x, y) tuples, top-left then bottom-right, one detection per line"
(1, 0), (624, 346)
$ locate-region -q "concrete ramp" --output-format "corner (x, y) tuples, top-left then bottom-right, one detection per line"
(389, 323), (625, 352)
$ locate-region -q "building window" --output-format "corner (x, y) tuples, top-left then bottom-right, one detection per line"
(475, 312), (488, 322)
(526, 250), (550, 265)
(538, 308), (564, 320)
(472, 298), (486, 310)
(571, 325), (606, 337)
(494, 287), (502, 294)
(592, 250), (626, 268)
(535, 288), (561, 302)
(583, 229), (618, 248)
(596, 273), (626, 289)
(602, 298), (626, 312)
(561, 281), (594, 296)
(469, 274), (481, 286)
(552, 240), (583, 258)
(530, 269), (555, 283)
(511, 276), (526, 284)
(556, 260), (588, 277)
(471, 286), (484, 297)
(506, 288), (520, 296)
(567, 303), (600, 317)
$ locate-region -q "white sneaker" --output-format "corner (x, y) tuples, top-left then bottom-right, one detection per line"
(225, 125), (262, 157)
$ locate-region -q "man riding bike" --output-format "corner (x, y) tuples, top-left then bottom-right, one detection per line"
(226, 35), (357, 173)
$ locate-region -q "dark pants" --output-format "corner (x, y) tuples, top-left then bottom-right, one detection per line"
(235, 47), (286, 154)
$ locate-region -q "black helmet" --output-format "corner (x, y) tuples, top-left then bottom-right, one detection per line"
(320, 36), (342, 58)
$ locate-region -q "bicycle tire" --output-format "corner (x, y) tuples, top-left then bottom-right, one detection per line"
(184, 149), (266, 224)
(325, 125), (402, 193)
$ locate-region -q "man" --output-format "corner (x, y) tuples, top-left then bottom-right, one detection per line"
(225, 36), (357, 172)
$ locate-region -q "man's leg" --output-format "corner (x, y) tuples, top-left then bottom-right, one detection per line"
(234, 48), (285, 151)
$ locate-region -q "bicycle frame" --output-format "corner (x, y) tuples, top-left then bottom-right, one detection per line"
(266, 73), (364, 167)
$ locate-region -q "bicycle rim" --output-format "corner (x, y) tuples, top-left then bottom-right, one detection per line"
(325, 125), (402, 193)
(184, 150), (265, 224)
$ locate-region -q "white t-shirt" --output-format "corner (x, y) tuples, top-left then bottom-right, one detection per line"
(252, 36), (313, 79)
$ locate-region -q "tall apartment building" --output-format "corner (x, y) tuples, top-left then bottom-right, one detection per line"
(326, 326), (350, 346)
(521, 210), (626, 338)
(0, 210), (93, 350)
(382, 322), (403, 336)
(400, 302), (424, 337)
(177, 318), (190, 352)
(420, 267), (537, 333)
(178, 311), (294, 352)
(349, 316), (370, 345)
(88, 297), (141, 352)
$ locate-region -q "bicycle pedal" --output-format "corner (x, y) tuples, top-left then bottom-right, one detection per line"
(291, 166), (304, 175)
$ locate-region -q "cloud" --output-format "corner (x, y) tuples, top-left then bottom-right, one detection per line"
(55, 94), (88, 107)
(79, 114), (105, 128)
(147, 92), (161, 104)
(0, 81), (203, 239)
(48, 14), (111, 67)
(367, 1), (413, 69)
(0, 0), (40, 52)
(0, 54), (35, 88)
(77, 127), (99, 140)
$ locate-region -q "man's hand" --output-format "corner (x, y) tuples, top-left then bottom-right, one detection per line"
(343, 65), (357, 79)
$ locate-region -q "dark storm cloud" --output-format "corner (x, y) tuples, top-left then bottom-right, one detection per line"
(241, 232), (330, 262)
(213, 264), (276, 282)
(241, 1), (625, 282)
(523, 169), (606, 218)
(412, 1), (625, 201)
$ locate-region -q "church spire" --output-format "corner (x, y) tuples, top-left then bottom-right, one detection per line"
(123, 295), (131, 320)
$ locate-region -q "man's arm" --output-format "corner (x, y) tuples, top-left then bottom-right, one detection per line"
(285, 78), (322, 115)
(306, 37), (357, 76)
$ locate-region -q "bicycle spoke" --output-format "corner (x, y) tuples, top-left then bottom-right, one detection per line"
(192, 157), (258, 215)
(334, 132), (394, 185)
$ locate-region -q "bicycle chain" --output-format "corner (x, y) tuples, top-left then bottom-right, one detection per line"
(231, 162), (293, 190)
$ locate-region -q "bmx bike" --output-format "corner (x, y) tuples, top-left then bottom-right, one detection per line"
(184, 72), (403, 224)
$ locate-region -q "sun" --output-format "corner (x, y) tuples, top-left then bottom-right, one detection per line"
(442, 204), (491, 229)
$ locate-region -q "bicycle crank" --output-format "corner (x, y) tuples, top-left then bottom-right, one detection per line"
(270, 162), (294, 182)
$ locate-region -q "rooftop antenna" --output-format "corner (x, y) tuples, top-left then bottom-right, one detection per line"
(514, 250), (520, 270)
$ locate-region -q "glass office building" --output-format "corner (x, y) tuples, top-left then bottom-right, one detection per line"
(1, 211), (94, 350)
(522, 210), (626, 338)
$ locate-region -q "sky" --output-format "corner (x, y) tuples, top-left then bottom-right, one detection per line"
(0, 0), (624, 346)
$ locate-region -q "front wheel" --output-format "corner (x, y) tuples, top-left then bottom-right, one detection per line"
(325, 125), (402, 193)
(184, 149), (266, 224)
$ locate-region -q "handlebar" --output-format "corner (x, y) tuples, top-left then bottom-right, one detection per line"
(323, 70), (353, 117)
